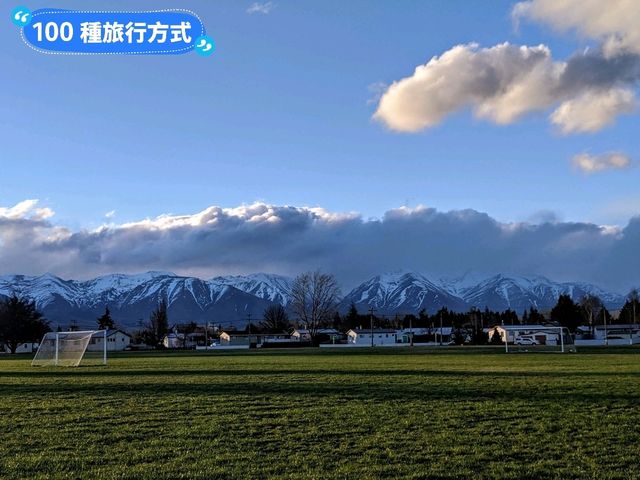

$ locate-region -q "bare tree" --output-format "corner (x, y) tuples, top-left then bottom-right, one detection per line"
(260, 304), (290, 333)
(290, 271), (341, 346)
(580, 294), (603, 337)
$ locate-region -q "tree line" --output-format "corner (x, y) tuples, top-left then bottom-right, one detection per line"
(0, 274), (638, 351)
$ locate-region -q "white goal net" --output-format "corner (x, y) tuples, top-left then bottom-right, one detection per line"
(32, 331), (108, 367)
(493, 326), (576, 353)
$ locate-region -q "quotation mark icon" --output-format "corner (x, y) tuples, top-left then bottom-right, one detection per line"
(11, 6), (31, 27)
(194, 35), (215, 57)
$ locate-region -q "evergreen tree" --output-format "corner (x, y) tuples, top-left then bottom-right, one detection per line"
(96, 306), (115, 330)
(550, 294), (582, 332)
(417, 309), (429, 328)
(490, 329), (504, 345)
(527, 307), (545, 324)
(0, 295), (50, 354)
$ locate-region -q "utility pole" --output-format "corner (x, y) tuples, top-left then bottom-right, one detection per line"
(369, 307), (375, 347)
(409, 314), (414, 347)
(603, 308), (608, 347)
(439, 311), (443, 346)
(247, 313), (252, 334)
(632, 299), (636, 345)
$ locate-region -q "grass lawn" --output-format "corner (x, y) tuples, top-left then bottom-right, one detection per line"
(0, 347), (639, 479)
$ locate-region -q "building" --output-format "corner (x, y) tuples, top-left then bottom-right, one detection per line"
(576, 323), (640, 345)
(162, 332), (185, 349)
(87, 330), (131, 352)
(2, 342), (38, 354)
(393, 327), (453, 344)
(291, 328), (344, 343)
(219, 332), (290, 346)
(488, 325), (561, 345)
(347, 329), (397, 346)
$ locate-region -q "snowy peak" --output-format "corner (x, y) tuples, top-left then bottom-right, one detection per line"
(0, 271), (629, 329)
(343, 271), (627, 315)
(453, 273), (625, 312)
(343, 271), (468, 314)
(211, 273), (293, 305)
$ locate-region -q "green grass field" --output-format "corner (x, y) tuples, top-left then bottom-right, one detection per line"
(1, 347), (639, 479)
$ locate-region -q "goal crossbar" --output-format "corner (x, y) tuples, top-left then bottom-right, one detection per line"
(32, 330), (108, 367)
(501, 326), (576, 353)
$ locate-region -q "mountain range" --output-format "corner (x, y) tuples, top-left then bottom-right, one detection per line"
(0, 271), (631, 330)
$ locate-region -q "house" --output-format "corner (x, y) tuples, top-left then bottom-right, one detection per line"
(488, 325), (561, 345)
(395, 327), (452, 344)
(2, 342), (38, 354)
(163, 332), (185, 349)
(87, 330), (131, 352)
(219, 332), (290, 346)
(347, 329), (397, 346)
(291, 328), (344, 343)
(577, 324), (640, 341)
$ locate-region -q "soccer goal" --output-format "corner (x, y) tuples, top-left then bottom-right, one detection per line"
(501, 326), (576, 353)
(32, 330), (108, 367)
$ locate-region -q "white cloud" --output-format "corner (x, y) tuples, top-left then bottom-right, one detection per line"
(373, 42), (640, 133)
(0, 199), (53, 221)
(572, 152), (632, 173)
(513, 0), (640, 56)
(551, 88), (637, 134)
(374, 43), (561, 132)
(246, 2), (276, 15)
(105, 210), (116, 219)
(1, 200), (639, 292)
(374, 0), (640, 134)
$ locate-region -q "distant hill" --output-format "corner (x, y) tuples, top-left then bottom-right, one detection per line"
(0, 271), (629, 330)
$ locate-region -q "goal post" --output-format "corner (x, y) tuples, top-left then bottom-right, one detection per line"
(500, 326), (576, 353)
(32, 330), (108, 367)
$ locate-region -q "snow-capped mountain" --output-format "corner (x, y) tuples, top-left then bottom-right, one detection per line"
(342, 272), (628, 315)
(0, 271), (630, 330)
(211, 273), (293, 306)
(452, 274), (626, 312)
(0, 272), (282, 330)
(341, 271), (468, 314)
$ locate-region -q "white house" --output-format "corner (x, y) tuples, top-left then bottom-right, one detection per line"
(87, 330), (131, 352)
(219, 332), (290, 346)
(593, 324), (640, 341)
(2, 342), (38, 354)
(347, 329), (397, 346)
(291, 328), (343, 342)
(488, 325), (560, 345)
(576, 324), (640, 343)
(162, 332), (185, 349)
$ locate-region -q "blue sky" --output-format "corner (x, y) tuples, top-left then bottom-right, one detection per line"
(2, 0), (637, 226)
(0, 0), (639, 289)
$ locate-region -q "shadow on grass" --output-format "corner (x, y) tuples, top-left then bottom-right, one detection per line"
(0, 368), (638, 379)
(1, 373), (638, 404)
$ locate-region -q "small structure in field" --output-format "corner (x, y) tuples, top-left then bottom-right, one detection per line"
(347, 328), (397, 346)
(219, 331), (290, 346)
(291, 328), (344, 343)
(488, 325), (559, 345)
(87, 329), (131, 351)
(2, 342), (38, 354)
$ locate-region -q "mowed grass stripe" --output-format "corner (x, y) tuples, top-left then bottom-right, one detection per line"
(0, 348), (638, 479)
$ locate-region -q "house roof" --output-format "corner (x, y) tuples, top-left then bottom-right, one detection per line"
(221, 332), (289, 337)
(348, 329), (397, 334)
(292, 328), (341, 335)
(92, 329), (131, 338)
(493, 324), (557, 331)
